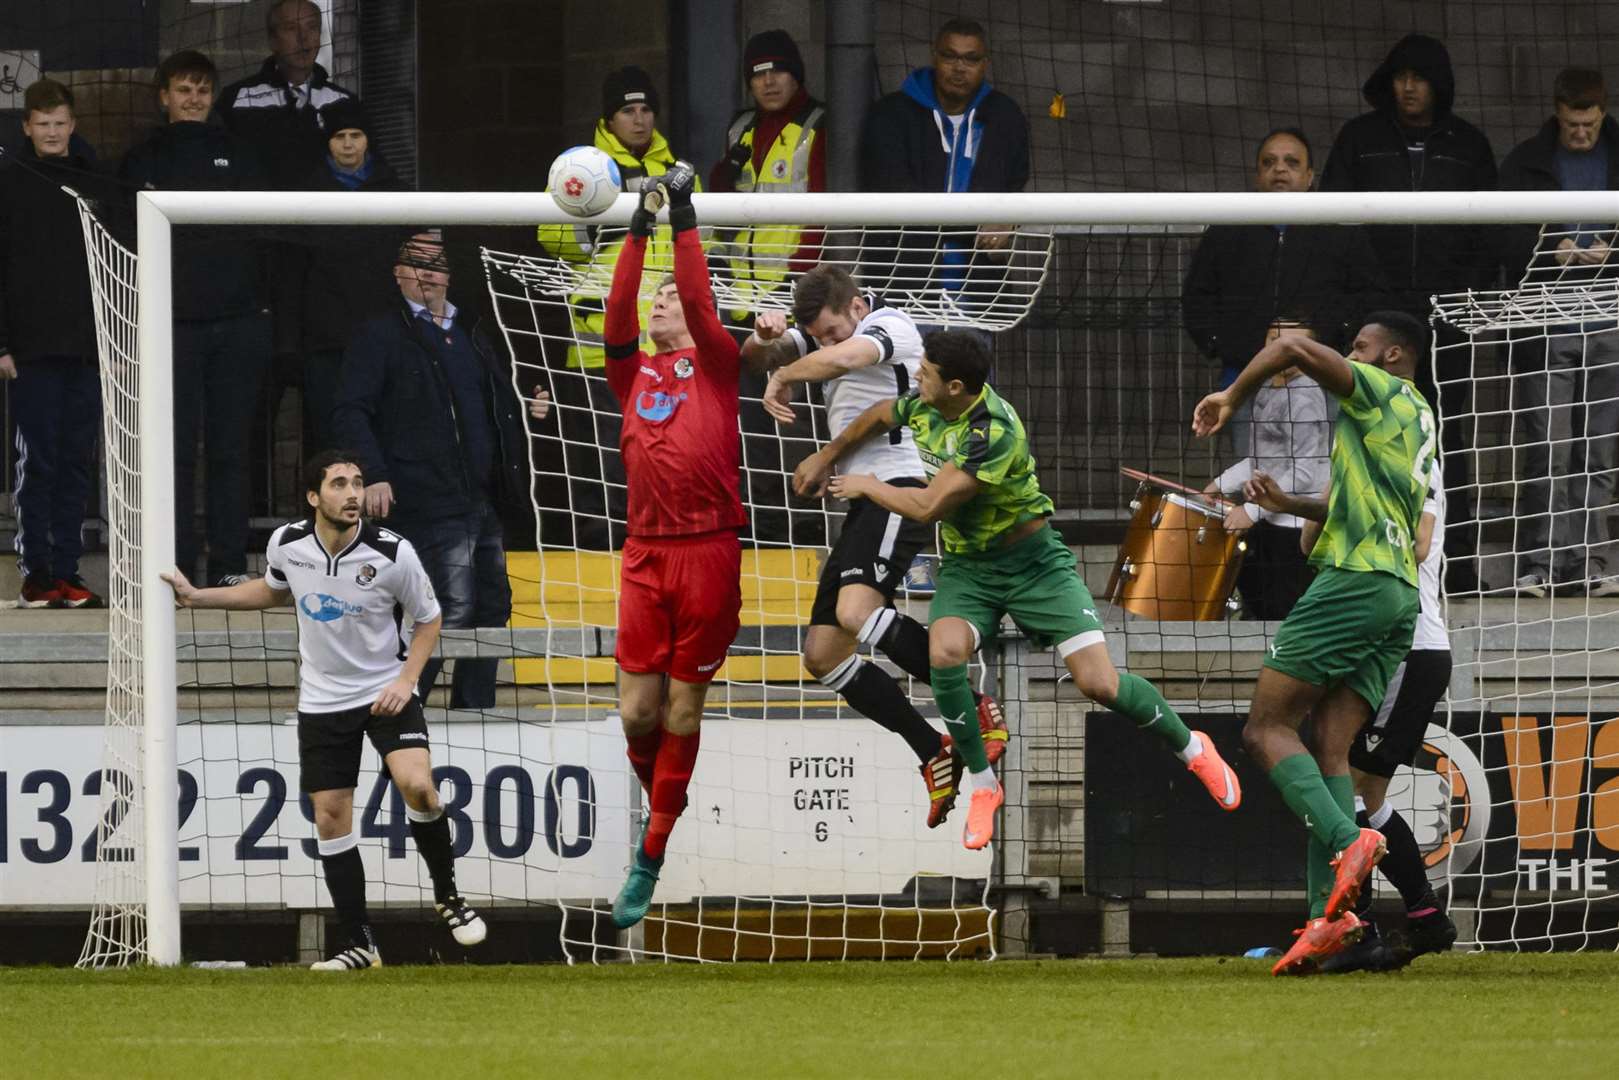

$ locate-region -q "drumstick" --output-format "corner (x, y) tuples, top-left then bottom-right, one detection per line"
(1119, 466), (1233, 508)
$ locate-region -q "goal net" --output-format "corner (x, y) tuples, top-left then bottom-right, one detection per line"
(44, 191), (1619, 967)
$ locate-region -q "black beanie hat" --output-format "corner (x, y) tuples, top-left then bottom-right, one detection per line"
(602, 65), (660, 121)
(320, 97), (370, 138)
(743, 29), (805, 86)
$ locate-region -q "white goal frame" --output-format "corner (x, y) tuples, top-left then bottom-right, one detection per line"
(127, 188), (1619, 965)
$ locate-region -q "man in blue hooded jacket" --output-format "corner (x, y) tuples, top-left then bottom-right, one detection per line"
(858, 18), (1029, 294)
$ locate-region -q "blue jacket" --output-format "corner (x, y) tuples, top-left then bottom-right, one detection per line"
(331, 300), (528, 524)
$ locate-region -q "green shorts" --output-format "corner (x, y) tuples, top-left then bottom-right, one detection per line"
(930, 524), (1105, 656)
(1263, 567), (1419, 709)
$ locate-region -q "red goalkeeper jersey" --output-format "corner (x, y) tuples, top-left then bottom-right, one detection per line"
(602, 228), (745, 539)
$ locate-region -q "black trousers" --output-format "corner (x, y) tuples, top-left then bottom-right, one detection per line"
(1236, 520), (1314, 621)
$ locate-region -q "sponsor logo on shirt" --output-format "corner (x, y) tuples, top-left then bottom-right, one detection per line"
(298, 593), (364, 622)
(640, 364), (662, 381)
(355, 563), (377, 588)
(635, 389), (687, 423)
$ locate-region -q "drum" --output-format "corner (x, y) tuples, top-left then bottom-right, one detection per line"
(1105, 477), (1245, 621)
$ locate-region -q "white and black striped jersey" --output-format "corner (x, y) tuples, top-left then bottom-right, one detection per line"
(265, 519), (442, 713)
(785, 295), (925, 481)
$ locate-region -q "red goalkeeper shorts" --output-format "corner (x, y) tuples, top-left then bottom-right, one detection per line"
(615, 530), (742, 684)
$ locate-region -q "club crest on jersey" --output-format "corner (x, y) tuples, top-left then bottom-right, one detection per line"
(355, 563), (377, 588)
(673, 357), (694, 380)
(299, 593), (363, 622)
(635, 389), (687, 422)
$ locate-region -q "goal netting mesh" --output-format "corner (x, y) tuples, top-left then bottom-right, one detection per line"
(58, 197), (1619, 965)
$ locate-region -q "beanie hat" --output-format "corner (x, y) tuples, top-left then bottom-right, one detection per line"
(602, 66), (660, 121)
(320, 97), (370, 138)
(743, 29), (805, 86)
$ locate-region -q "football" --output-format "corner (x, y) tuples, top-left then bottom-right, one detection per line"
(548, 145), (623, 218)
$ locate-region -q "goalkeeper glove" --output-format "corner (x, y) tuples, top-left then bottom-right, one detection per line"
(663, 160), (698, 233)
(629, 174), (666, 239)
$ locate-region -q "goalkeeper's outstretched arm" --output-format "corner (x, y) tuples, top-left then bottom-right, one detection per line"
(161, 569), (281, 610)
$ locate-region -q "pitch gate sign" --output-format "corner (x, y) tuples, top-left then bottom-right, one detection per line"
(0, 720), (988, 906)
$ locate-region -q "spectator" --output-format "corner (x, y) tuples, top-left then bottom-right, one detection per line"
(0, 79), (119, 608)
(213, 0), (356, 191)
(120, 50), (270, 587)
(1182, 126), (1385, 453)
(1204, 322), (1331, 620)
(295, 99), (407, 454)
(331, 232), (529, 709)
(1320, 33), (1497, 590)
(709, 29), (826, 314)
(859, 17), (1028, 295)
(537, 66), (694, 550)
(1499, 68), (1619, 598)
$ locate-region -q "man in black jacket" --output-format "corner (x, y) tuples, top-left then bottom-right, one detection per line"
(0, 79), (121, 608)
(331, 232), (529, 709)
(858, 18), (1028, 297)
(1499, 68), (1619, 598)
(1183, 127), (1386, 392)
(120, 50), (270, 588)
(1321, 33), (1497, 589)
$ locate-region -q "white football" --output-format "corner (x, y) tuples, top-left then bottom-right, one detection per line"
(548, 145), (622, 218)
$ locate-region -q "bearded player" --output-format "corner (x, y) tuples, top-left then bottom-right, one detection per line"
(600, 162), (745, 929)
(1194, 311), (1438, 976)
(816, 330), (1242, 851)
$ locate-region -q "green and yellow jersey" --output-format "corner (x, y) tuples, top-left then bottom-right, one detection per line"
(1309, 362), (1437, 588)
(892, 385), (1053, 555)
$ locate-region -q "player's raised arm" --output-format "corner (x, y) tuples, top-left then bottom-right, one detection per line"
(161, 568), (281, 610)
(603, 180), (659, 363)
(1193, 335), (1354, 438)
(663, 162), (739, 377)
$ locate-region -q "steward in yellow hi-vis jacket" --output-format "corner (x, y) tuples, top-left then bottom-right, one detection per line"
(537, 66), (700, 371)
(708, 30), (826, 320)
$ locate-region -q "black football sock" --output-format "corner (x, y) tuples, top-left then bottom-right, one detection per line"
(407, 805), (460, 903)
(318, 835), (371, 947)
(1367, 801), (1440, 914)
(819, 653), (943, 764)
(859, 607), (933, 684)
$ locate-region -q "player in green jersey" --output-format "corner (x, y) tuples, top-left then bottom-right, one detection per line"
(799, 330), (1242, 852)
(1193, 310), (1438, 975)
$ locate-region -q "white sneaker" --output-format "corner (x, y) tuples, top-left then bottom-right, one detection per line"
(310, 940), (382, 971)
(1515, 573), (1550, 599)
(436, 895), (488, 946)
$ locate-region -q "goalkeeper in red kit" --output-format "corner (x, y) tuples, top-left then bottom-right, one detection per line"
(601, 161), (746, 929)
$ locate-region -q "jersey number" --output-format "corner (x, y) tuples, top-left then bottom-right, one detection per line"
(1411, 409), (1437, 488)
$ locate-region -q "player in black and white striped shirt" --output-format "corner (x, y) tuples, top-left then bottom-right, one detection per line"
(162, 450), (486, 970)
(746, 265), (1006, 829)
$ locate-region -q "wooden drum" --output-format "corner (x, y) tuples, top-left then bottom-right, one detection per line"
(1105, 476), (1245, 621)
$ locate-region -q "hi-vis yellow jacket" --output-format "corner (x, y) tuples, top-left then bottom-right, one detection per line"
(716, 99), (825, 317)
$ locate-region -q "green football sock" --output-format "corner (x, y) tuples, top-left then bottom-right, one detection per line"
(1110, 673), (1192, 753)
(1268, 753), (1362, 853)
(932, 663), (988, 772)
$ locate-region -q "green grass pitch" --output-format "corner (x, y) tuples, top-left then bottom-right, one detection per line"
(6, 955), (1618, 1079)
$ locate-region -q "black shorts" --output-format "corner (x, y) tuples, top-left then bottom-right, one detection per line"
(810, 478), (933, 627)
(1349, 648), (1453, 779)
(297, 698), (432, 794)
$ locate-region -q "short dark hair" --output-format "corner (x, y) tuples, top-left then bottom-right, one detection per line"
(156, 50), (217, 92)
(1554, 68), (1607, 110)
(1362, 309), (1427, 366)
(935, 18), (988, 49)
(23, 78), (74, 116)
(1257, 126), (1313, 166)
(268, 0), (320, 34)
(924, 329), (992, 394)
(304, 450), (363, 496)
(791, 265), (860, 327)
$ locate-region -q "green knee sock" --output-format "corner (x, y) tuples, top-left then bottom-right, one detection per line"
(1111, 673), (1192, 753)
(1307, 775), (1358, 919)
(1269, 753), (1361, 853)
(932, 663), (988, 772)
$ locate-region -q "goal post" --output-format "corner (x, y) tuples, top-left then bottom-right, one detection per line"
(90, 188), (1619, 966)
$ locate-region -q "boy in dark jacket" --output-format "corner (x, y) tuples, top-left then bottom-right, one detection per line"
(120, 50), (271, 587)
(0, 79), (119, 607)
(330, 233), (528, 709)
